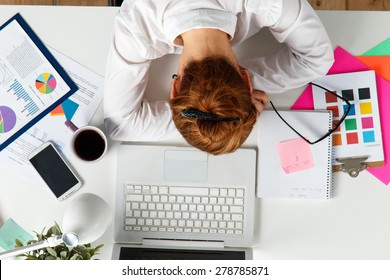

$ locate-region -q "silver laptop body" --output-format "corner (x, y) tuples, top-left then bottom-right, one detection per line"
(112, 144), (256, 259)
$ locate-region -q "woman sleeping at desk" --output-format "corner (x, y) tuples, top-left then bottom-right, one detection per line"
(103, 0), (334, 155)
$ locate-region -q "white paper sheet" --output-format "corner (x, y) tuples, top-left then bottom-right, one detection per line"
(0, 47), (104, 189)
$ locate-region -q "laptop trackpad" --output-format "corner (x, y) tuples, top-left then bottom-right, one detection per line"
(164, 150), (208, 182)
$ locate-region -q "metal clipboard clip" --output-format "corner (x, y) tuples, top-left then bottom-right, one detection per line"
(336, 156), (368, 178)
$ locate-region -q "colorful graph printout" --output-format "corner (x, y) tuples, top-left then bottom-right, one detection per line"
(312, 70), (384, 166)
(35, 72), (57, 94)
(50, 99), (79, 120)
(0, 106), (17, 133)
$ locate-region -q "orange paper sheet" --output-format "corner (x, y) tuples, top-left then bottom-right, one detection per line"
(356, 56), (390, 82)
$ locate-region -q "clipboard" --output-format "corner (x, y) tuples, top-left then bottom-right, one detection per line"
(0, 13), (78, 151)
(312, 70), (384, 177)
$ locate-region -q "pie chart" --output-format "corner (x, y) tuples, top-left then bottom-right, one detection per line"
(35, 72), (57, 94)
(0, 106), (17, 133)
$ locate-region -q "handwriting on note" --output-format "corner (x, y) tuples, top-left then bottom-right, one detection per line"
(276, 138), (314, 174)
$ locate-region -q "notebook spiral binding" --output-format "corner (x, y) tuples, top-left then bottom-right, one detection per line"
(326, 111), (334, 199)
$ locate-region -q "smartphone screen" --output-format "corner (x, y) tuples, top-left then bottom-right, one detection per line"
(29, 143), (81, 200)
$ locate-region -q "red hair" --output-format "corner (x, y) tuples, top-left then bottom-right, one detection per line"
(170, 57), (257, 155)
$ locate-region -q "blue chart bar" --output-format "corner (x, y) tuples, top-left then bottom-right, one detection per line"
(8, 80), (39, 116)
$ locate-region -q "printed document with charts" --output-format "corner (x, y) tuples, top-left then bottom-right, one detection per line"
(257, 110), (333, 199)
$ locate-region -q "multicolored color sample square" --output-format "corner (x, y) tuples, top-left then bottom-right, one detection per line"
(312, 70), (383, 165)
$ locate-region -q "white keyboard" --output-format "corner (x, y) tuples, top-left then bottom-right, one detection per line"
(123, 184), (246, 235)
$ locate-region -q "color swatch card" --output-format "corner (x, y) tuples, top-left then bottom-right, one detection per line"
(257, 110), (333, 199)
(312, 70), (384, 168)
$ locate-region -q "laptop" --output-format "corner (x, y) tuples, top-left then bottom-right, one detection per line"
(112, 144), (257, 260)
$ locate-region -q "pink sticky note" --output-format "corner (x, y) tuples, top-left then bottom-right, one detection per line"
(291, 46), (390, 185)
(277, 138), (314, 174)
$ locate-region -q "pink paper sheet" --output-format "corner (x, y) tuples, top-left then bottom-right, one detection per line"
(291, 46), (390, 185)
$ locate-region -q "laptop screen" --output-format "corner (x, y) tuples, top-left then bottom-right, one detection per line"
(118, 247), (246, 260)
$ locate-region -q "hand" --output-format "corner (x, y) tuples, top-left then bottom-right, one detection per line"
(251, 90), (269, 113)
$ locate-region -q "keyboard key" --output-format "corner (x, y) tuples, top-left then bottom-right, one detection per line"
(133, 210), (141, 217)
(141, 211), (149, 218)
(228, 189), (236, 197)
(126, 185), (134, 193)
(140, 203), (147, 210)
(220, 188), (228, 196)
(172, 204), (180, 211)
(234, 198), (244, 205)
(174, 212), (182, 219)
(150, 211), (157, 218)
(236, 189), (244, 197)
(125, 218), (136, 225)
(210, 188), (219, 196)
(166, 212), (174, 218)
(232, 214), (243, 221)
(160, 186), (169, 194)
(198, 213), (206, 219)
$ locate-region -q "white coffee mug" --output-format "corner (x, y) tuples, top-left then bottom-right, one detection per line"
(66, 120), (107, 163)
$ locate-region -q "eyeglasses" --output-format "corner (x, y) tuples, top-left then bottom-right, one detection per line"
(270, 82), (351, 145)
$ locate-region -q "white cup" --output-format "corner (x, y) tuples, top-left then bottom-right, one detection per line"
(66, 120), (107, 163)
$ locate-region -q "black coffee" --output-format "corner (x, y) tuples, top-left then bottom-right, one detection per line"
(74, 130), (106, 161)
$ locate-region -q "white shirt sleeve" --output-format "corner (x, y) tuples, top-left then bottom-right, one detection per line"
(242, 0), (334, 94)
(103, 13), (180, 141)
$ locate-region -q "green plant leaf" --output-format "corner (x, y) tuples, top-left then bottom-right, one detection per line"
(60, 250), (68, 260)
(15, 238), (24, 247)
(47, 247), (57, 257)
(95, 244), (104, 250)
(25, 255), (40, 260)
(70, 254), (82, 260)
(18, 222), (104, 260)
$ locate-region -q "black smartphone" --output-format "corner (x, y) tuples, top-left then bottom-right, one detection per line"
(28, 142), (82, 201)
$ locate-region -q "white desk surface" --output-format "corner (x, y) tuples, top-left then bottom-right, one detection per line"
(1, 5), (390, 260)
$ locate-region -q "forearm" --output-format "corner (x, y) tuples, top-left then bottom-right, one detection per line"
(243, 0), (334, 94)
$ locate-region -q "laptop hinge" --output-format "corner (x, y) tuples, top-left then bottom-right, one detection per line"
(142, 239), (224, 249)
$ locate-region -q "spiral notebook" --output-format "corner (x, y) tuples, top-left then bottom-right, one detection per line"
(257, 110), (333, 199)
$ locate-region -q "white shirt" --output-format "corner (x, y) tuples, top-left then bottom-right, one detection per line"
(104, 0), (334, 141)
